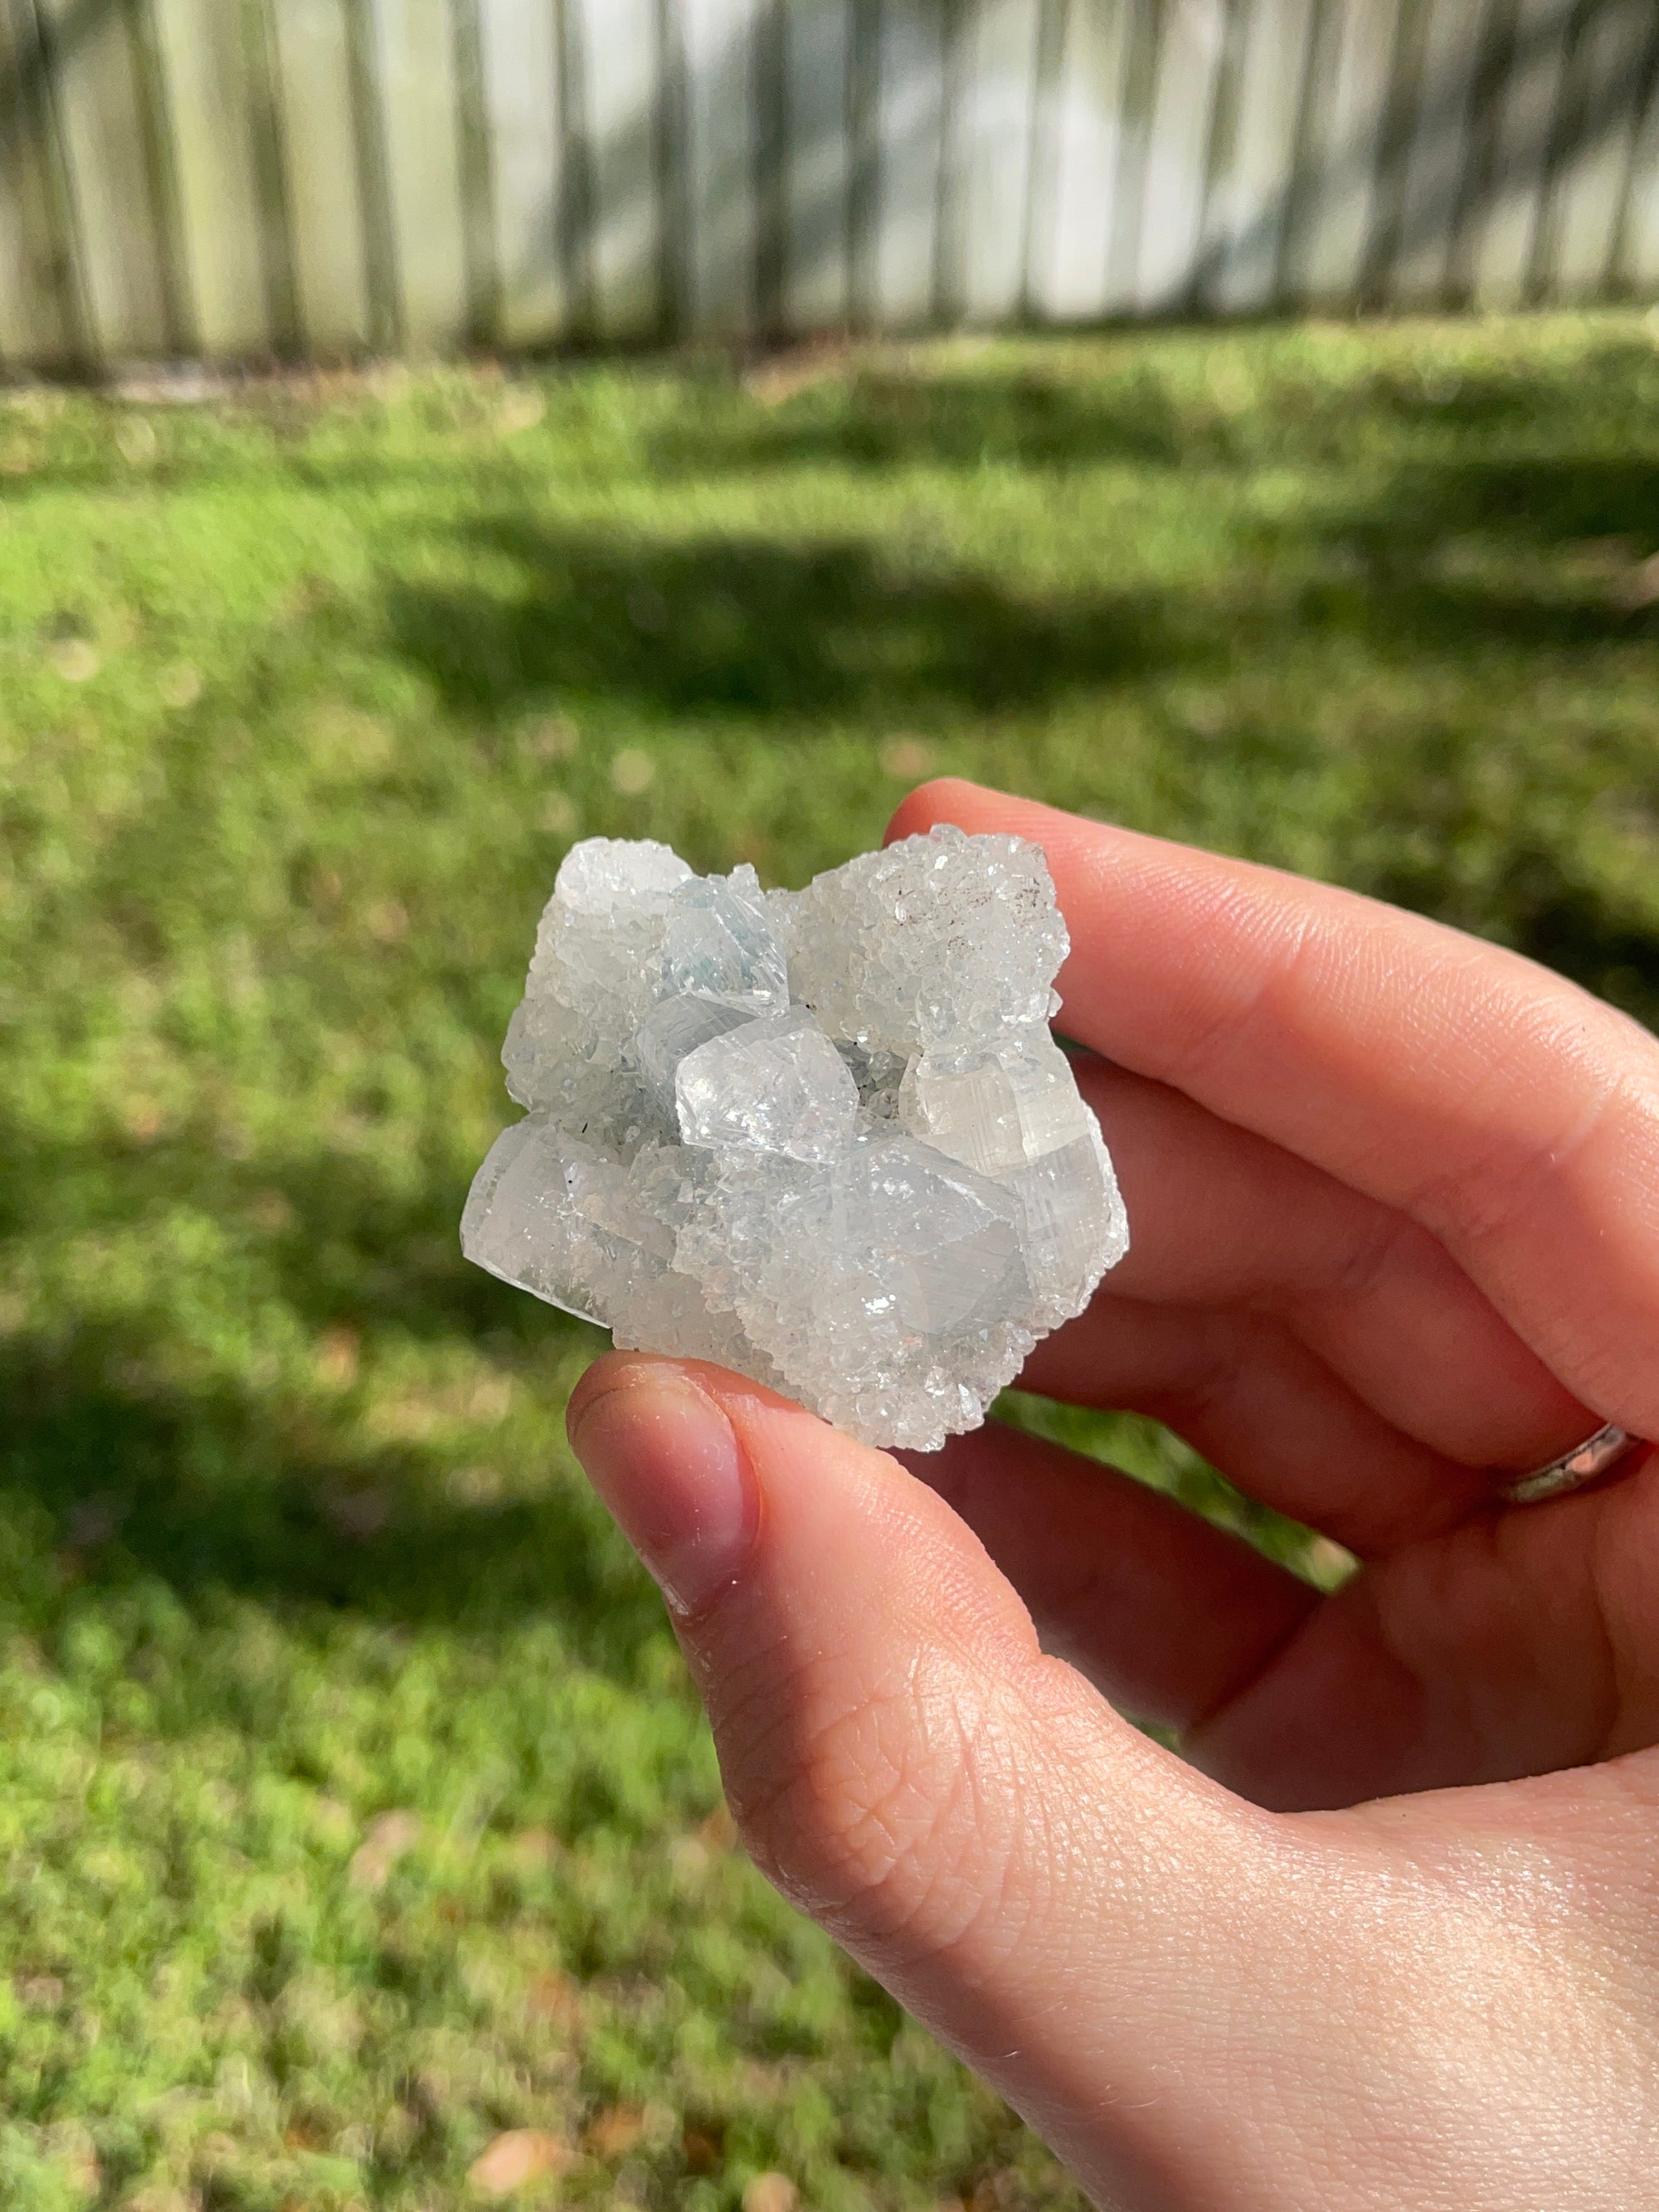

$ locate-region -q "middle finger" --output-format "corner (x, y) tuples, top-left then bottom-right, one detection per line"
(1020, 1294), (1491, 1557)
(1080, 1057), (1592, 1471)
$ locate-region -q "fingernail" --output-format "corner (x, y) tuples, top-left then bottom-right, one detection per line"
(568, 1370), (757, 1615)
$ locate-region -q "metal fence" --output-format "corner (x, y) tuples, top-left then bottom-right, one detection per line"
(0, 0), (1655, 371)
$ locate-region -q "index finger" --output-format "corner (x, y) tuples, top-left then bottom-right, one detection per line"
(886, 780), (1659, 1437)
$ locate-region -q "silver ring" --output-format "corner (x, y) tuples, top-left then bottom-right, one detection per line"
(1501, 1422), (1645, 1506)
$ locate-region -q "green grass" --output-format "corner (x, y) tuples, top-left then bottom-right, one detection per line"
(2, 311), (1657, 2208)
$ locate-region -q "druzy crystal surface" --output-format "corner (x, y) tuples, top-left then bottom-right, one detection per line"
(461, 829), (1128, 1448)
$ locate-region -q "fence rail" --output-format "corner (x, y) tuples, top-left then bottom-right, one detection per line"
(0, 0), (1655, 370)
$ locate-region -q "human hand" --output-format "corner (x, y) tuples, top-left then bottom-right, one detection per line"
(567, 781), (1659, 2211)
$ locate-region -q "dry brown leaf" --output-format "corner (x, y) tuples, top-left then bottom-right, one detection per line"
(586, 2104), (645, 2160)
(682, 2122), (723, 2174)
(124, 1098), (166, 1145)
(49, 637), (100, 683)
(468, 2127), (571, 2196)
(610, 746), (656, 795)
(742, 2173), (800, 2212)
(497, 388), (547, 437)
(348, 1809), (421, 1891)
(364, 897), (409, 944)
(248, 1189), (297, 1236)
(56, 2142), (100, 2200)
(522, 714), (580, 761)
(742, 344), (850, 406)
(159, 661), (203, 710)
(525, 1968), (583, 2029)
(504, 1826), (561, 1874)
(697, 1801), (738, 1850)
(314, 1325), (361, 1388)
(880, 736), (933, 781)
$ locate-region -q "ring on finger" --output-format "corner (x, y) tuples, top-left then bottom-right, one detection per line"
(1500, 1422), (1647, 1508)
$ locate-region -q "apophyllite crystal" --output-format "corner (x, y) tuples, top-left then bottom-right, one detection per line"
(461, 828), (1128, 1449)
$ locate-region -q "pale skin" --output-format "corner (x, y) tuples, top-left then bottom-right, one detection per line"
(566, 780), (1659, 2212)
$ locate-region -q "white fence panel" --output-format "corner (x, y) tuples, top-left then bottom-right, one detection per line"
(1620, 60), (1659, 289)
(685, 0), (759, 333)
(1206, 0), (1321, 314)
(372, 0), (469, 348)
(153, 0), (268, 355)
(0, 0), (1652, 364)
(1539, 1), (1654, 301)
(44, 0), (169, 359)
(585, 0), (661, 339)
(873, 0), (945, 326)
(785, 0), (854, 328)
(479, 0), (566, 348)
(0, 0), (78, 367)
(1136, 0), (1228, 313)
(1287, 0), (1403, 306)
(1467, 0), (1571, 309)
(1391, 0), (1492, 307)
(952, 0), (1043, 322)
(1033, 0), (1129, 321)
(274, 0), (372, 353)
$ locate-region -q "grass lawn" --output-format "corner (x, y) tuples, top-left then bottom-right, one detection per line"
(2, 310), (1657, 2209)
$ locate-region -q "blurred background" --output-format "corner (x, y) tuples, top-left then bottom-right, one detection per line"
(1, 2), (1657, 2206)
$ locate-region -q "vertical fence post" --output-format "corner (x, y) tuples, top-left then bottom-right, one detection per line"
(453, 0), (501, 346)
(1608, 11), (1659, 295)
(243, 0), (301, 354)
(6, 0), (94, 368)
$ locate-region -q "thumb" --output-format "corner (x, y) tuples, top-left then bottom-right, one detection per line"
(566, 1353), (1286, 2207)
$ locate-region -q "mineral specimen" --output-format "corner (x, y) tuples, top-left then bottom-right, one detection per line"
(461, 828), (1128, 1449)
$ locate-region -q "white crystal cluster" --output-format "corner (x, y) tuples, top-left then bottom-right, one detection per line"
(462, 829), (1128, 1448)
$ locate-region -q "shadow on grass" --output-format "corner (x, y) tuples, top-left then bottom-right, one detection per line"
(1328, 446), (1659, 684)
(1333, 455), (1659, 564)
(648, 368), (1211, 477)
(1345, 741), (1659, 1027)
(0, 443), (557, 510)
(0, 1112), (658, 1665)
(645, 338), (1659, 482)
(1292, 335), (1659, 569)
(0, 1316), (664, 1665)
(383, 495), (1657, 755)
(1347, 341), (1659, 445)
(384, 517), (1192, 725)
(370, 474), (1659, 1027)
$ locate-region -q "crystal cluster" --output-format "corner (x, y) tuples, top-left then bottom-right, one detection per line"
(462, 829), (1127, 1449)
